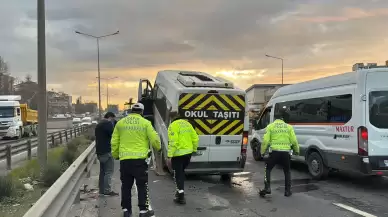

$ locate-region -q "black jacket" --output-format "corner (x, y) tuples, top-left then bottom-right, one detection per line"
(95, 119), (115, 155)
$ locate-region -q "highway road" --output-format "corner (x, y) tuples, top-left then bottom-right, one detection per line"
(0, 120), (73, 145)
(72, 148), (388, 217)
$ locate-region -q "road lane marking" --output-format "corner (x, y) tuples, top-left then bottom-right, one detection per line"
(333, 203), (377, 217)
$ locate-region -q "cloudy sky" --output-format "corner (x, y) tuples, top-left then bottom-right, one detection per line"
(1, 0), (388, 109)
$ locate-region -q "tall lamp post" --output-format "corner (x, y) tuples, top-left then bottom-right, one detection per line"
(265, 54), (284, 84)
(37, 0), (48, 171)
(75, 30), (119, 120)
(98, 76), (118, 109)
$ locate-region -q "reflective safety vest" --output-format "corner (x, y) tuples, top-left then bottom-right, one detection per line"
(260, 119), (299, 155)
(168, 119), (199, 158)
(111, 113), (161, 160)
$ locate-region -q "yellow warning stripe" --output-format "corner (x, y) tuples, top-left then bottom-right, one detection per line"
(178, 93), (193, 106)
(229, 124), (244, 135)
(233, 95), (245, 107)
(220, 95), (240, 110)
(194, 119), (212, 133)
(212, 120), (229, 133)
(196, 95), (214, 110)
(218, 120), (240, 135)
(212, 96), (229, 111)
(183, 94), (206, 109)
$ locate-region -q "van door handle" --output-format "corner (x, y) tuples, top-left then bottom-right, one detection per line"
(197, 147), (206, 150)
(215, 136), (221, 145)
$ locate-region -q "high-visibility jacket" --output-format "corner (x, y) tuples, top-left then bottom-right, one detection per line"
(111, 113), (161, 160)
(260, 119), (299, 155)
(168, 119), (199, 158)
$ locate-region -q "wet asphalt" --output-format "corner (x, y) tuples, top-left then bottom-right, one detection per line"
(148, 148), (388, 217)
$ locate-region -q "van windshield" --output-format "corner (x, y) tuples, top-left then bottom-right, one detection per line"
(369, 91), (388, 129)
(0, 107), (15, 118)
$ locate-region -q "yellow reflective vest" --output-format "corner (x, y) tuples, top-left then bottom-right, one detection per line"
(111, 113), (161, 160)
(168, 119), (199, 158)
(260, 119), (300, 155)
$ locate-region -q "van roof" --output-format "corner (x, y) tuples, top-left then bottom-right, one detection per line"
(272, 68), (388, 99)
(155, 70), (245, 92)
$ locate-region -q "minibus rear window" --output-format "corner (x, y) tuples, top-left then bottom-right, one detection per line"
(369, 91), (388, 129)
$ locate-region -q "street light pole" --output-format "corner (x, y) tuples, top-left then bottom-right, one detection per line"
(75, 30), (119, 120)
(265, 54), (284, 84)
(37, 0), (48, 172)
(97, 76), (118, 110)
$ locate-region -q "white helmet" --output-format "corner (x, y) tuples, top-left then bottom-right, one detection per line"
(132, 103), (144, 111)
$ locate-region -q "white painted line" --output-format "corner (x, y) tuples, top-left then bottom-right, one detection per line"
(333, 203), (377, 217)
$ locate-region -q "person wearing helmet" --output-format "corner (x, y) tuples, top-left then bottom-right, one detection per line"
(167, 113), (198, 205)
(111, 103), (161, 217)
(259, 107), (299, 197)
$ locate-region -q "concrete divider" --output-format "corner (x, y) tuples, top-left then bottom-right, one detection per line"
(47, 118), (73, 129)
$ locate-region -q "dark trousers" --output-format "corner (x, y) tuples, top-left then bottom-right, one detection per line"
(171, 154), (192, 192)
(97, 153), (114, 194)
(120, 159), (149, 211)
(264, 151), (291, 191)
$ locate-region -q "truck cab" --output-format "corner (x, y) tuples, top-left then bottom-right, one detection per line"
(0, 95), (38, 139)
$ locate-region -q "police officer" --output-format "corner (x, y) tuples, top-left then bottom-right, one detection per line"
(111, 103), (161, 217)
(167, 113), (199, 205)
(259, 108), (299, 197)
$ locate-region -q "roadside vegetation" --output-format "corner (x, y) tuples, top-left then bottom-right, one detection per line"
(0, 135), (93, 217)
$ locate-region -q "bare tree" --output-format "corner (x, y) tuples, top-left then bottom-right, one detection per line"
(0, 56), (9, 75)
(25, 74), (32, 82)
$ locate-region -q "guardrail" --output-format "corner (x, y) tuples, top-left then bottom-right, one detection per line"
(23, 141), (97, 217)
(0, 126), (91, 170)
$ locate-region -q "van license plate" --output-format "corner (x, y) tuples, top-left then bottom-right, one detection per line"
(384, 160), (388, 166)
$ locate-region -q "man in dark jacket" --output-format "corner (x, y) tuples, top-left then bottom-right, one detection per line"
(95, 112), (119, 196)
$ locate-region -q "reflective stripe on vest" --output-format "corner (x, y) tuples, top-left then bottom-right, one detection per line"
(119, 151), (147, 158)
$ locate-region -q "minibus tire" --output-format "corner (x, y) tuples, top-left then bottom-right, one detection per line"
(307, 152), (329, 180)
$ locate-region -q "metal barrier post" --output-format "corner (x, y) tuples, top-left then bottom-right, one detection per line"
(59, 131), (63, 144)
(51, 134), (55, 147)
(27, 140), (32, 160)
(70, 129), (73, 138)
(6, 144), (11, 170)
(65, 130), (68, 142)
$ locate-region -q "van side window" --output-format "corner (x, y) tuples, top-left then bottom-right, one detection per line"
(369, 91), (388, 129)
(275, 94), (352, 124)
(255, 108), (271, 130)
(154, 85), (169, 124)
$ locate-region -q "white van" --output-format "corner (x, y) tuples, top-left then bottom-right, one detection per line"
(138, 70), (249, 179)
(250, 62), (388, 179)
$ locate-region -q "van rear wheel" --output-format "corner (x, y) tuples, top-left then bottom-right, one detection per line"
(307, 152), (329, 180)
(221, 173), (232, 182)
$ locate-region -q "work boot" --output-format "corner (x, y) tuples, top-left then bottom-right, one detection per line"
(259, 184), (271, 197)
(173, 192), (186, 205)
(123, 210), (132, 217)
(139, 210), (154, 217)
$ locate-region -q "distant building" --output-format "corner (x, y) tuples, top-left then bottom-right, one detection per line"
(84, 102), (98, 114)
(107, 104), (119, 114)
(74, 96), (98, 114)
(246, 84), (289, 114)
(47, 91), (72, 115)
(0, 74), (15, 95)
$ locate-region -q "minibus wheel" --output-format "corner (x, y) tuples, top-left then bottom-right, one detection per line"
(307, 152), (329, 180)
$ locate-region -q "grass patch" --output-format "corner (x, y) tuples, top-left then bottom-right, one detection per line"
(0, 135), (93, 217)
